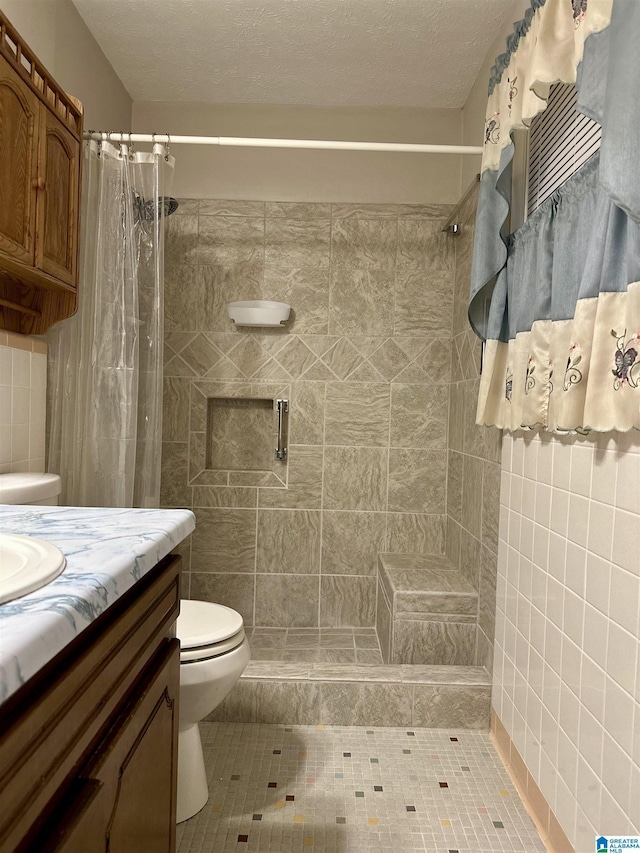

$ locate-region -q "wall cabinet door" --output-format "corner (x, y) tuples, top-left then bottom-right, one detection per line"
(0, 54), (39, 265)
(35, 108), (80, 287)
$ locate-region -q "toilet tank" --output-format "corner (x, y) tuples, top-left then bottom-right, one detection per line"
(0, 473), (62, 506)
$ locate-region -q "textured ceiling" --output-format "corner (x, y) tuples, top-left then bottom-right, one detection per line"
(71, 0), (516, 108)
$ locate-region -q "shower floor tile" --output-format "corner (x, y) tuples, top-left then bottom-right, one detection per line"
(246, 628), (383, 665)
(176, 723), (548, 853)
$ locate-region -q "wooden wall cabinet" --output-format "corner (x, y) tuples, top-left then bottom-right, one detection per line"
(0, 12), (82, 335)
(0, 555), (181, 853)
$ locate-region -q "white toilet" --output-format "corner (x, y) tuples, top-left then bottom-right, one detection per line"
(175, 599), (250, 823)
(0, 472), (61, 505)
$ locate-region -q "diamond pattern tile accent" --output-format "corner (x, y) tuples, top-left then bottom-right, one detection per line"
(300, 360), (337, 380)
(180, 333), (223, 375)
(300, 335), (341, 357)
(345, 361), (386, 382)
(164, 355), (198, 378)
(368, 339), (411, 380)
(165, 331), (198, 356)
(204, 356), (244, 380)
(320, 339), (364, 379)
(394, 337), (430, 360)
(349, 336), (383, 358)
(227, 337), (268, 377)
(275, 338), (318, 378)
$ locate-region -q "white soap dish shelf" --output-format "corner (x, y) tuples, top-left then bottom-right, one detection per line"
(227, 300), (291, 327)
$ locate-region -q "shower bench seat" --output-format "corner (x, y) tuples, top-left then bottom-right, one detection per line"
(376, 553), (478, 666)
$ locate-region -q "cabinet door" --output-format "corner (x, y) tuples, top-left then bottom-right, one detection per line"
(0, 55), (39, 265)
(35, 107), (79, 287)
(39, 640), (180, 853)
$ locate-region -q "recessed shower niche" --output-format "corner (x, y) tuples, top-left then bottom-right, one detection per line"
(189, 381), (289, 487)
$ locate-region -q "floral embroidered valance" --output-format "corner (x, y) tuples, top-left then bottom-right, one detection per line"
(469, 0), (640, 433)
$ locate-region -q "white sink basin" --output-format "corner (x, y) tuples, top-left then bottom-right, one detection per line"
(0, 534), (66, 604)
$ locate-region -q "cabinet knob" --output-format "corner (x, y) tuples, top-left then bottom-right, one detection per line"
(32, 177), (47, 190)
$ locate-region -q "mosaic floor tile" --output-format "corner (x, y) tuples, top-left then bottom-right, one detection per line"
(176, 723), (547, 853)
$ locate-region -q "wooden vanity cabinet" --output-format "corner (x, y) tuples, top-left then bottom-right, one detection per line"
(0, 554), (182, 853)
(0, 11), (82, 335)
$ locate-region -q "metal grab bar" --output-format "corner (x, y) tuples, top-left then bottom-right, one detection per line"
(275, 399), (289, 461)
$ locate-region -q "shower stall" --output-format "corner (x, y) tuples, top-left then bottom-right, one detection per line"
(160, 182), (498, 727)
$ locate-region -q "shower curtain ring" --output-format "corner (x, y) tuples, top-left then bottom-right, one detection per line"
(128, 131), (135, 159)
(165, 133), (171, 161)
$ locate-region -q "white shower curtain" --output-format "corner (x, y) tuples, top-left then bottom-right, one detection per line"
(47, 139), (174, 508)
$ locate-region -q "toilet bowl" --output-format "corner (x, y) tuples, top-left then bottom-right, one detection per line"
(176, 599), (250, 823)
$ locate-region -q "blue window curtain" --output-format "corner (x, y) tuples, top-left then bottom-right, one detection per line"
(470, 0), (640, 433)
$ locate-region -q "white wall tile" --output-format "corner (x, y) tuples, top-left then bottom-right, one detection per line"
(570, 443), (592, 497)
(605, 622), (637, 697)
(12, 386), (30, 425)
(0, 347), (12, 386)
(11, 423), (29, 462)
(0, 386), (11, 425)
(578, 706), (604, 777)
(0, 344), (47, 472)
(494, 434), (640, 849)
(552, 441), (572, 490)
(565, 540), (586, 596)
(608, 564), (640, 636)
(629, 763), (640, 830)
(600, 786), (634, 836)
(603, 677), (635, 757)
(11, 349), (30, 387)
(537, 435), (554, 484)
(523, 437), (538, 479)
(602, 732), (633, 819)
(0, 425), (11, 464)
(550, 488), (570, 537)
(567, 493), (589, 547)
(612, 508), (640, 575)
(591, 449), (618, 504)
(587, 501), (614, 561)
(583, 602), (609, 670)
(579, 655), (606, 723)
(585, 553), (611, 614)
(548, 530), (567, 583)
(30, 352), (47, 391)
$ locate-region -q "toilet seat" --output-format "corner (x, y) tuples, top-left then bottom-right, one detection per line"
(177, 600), (246, 663)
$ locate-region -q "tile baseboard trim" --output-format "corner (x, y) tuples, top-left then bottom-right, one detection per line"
(491, 709), (574, 853)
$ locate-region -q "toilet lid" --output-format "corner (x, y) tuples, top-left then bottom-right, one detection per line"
(177, 599), (244, 648)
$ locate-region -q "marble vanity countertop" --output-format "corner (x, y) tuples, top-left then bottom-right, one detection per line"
(0, 505), (195, 706)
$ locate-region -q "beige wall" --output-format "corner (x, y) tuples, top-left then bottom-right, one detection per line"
(134, 102), (464, 204)
(1, 0), (131, 129)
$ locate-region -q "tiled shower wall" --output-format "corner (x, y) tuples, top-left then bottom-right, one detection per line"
(161, 199), (456, 628)
(445, 191), (501, 671)
(496, 432), (640, 849)
(0, 331), (47, 474)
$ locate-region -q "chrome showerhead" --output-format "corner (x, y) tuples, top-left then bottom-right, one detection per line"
(133, 191), (179, 221)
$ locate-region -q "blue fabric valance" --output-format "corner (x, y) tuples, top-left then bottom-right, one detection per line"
(470, 0), (640, 433)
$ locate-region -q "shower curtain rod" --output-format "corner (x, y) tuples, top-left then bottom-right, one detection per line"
(83, 131), (483, 155)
